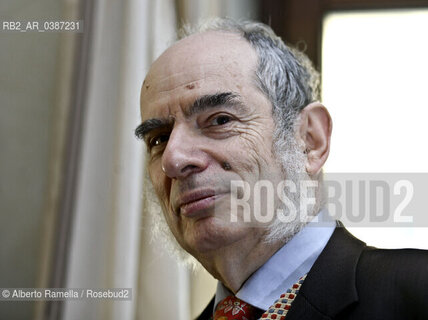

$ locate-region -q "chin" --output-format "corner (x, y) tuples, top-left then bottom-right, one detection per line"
(183, 215), (247, 254)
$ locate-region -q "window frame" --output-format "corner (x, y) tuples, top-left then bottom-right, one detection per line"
(260, 0), (428, 69)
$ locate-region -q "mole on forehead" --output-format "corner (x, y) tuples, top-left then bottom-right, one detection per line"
(145, 72), (206, 94)
(143, 72), (247, 101)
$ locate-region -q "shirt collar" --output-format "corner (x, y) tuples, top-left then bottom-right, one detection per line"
(214, 209), (336, 311)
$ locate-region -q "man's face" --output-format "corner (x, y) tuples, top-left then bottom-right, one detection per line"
(139, 32), (286, 260)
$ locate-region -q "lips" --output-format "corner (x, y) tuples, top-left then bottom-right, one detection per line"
(176, 189), (226, 217)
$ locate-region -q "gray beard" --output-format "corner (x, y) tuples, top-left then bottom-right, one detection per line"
(143, 134), (321, 269)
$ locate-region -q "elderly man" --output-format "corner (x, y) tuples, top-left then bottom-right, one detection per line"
(136, 19), (427, 320)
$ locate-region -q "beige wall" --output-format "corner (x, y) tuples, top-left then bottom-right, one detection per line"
(0, 0), (66, 319)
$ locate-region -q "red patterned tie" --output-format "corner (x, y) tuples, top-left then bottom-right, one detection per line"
(260, 274), (307, 320)
(213, 275), (306, 320)
(214, 295), (262, 320)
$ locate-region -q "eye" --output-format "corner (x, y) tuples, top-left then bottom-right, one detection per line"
(148, 133), (169, 149)
(210, 115), (232, 126)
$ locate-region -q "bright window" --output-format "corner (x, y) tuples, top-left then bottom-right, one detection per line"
(322, 9), (428, 248)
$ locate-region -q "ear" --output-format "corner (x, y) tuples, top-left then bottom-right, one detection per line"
(298, 102), (332, 175)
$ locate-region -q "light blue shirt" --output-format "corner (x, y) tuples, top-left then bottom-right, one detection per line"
(214, 210), (336, 311)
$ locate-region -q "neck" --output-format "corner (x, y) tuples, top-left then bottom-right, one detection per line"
(198, 230), (286, 293)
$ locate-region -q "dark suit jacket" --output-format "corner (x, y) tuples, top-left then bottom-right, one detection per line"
(197, 225), (428, 319)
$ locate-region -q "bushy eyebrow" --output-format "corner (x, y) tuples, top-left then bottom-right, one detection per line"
(134, 92), (244, 140)
(134, 118), (171, 140)
(184, 92), (243, 117)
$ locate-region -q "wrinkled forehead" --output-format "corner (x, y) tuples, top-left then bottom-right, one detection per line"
(140, 31), (259, 117)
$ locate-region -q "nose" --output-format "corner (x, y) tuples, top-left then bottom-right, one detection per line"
(161, 125), (208, 179)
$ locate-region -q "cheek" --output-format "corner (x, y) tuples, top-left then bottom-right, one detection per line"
(233, 131), (276, 173)
(216, 139), (254, 174)
(149, 166), (171, 204)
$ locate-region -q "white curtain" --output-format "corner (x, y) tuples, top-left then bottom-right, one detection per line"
(62, 0), (177, 319)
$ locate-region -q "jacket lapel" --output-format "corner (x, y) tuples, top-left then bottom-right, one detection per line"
(197, 225), (367, 320)
(286, 224), (366, 320)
